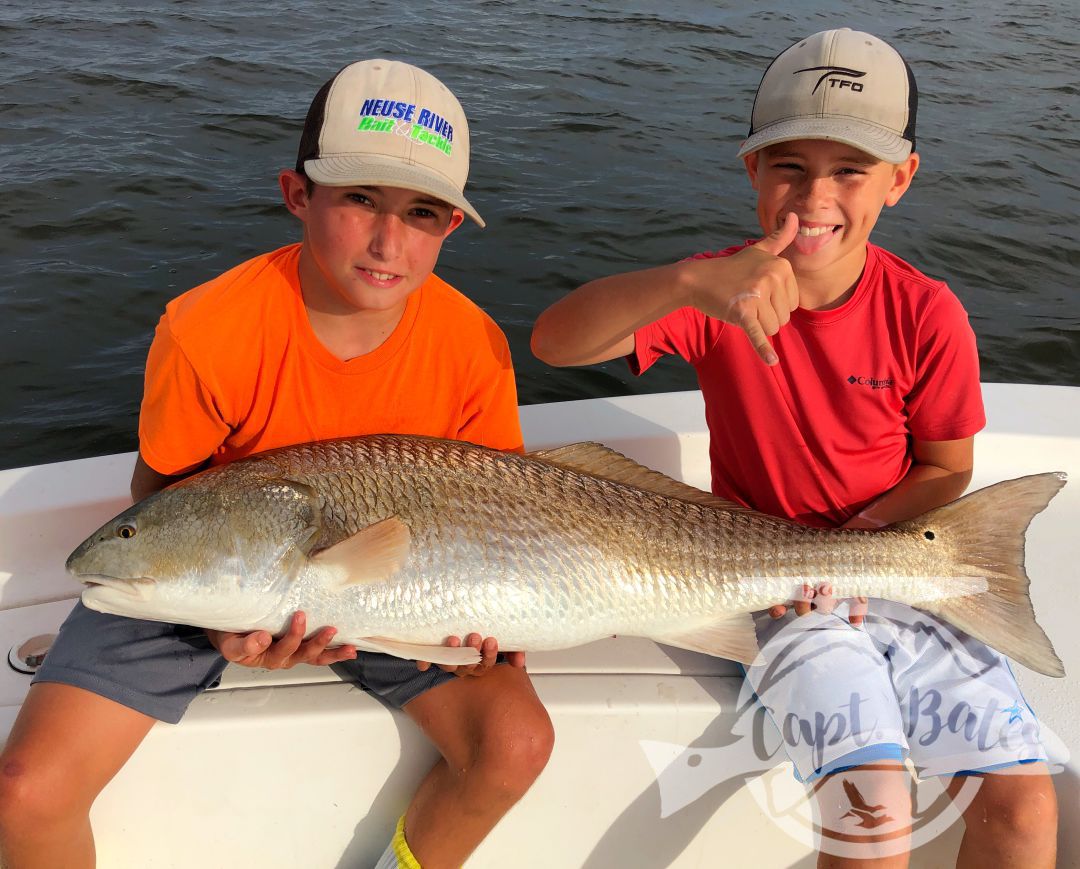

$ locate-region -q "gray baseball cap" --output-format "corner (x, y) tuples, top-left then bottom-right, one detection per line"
(737, 29), (918, 163)
(297, 59), (484, 227)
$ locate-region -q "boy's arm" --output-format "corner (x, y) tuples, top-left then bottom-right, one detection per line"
(840, 436), (974, 530)
(531, 214), (801, 367)
(774, 436), (975, 622)
(130, 453), (187, 503)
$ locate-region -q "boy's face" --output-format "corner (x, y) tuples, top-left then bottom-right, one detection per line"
(743, 140), (919, 288)
(280, 171), (464, 317)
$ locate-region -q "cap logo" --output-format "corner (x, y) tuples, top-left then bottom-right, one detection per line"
(795, 66), (866, 94)
(357, 97), (455, 156)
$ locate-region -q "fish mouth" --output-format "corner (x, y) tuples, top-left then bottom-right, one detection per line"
(79, 576), (155, 600)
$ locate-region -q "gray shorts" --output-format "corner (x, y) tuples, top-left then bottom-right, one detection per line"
(33, 601), (456, 724)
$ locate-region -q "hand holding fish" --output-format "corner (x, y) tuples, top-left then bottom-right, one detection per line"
(416, 633), (527, 677)
(205, 611), (358, 670)
(768, 583), (868, 626)
(686, 211), (800, 366)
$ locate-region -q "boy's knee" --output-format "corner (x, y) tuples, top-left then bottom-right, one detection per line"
(476, 704), (555, 793)
(970, 773), (1058, 839)
(0, 751), (81, 830)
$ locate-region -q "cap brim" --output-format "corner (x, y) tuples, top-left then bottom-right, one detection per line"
(736, 118), (913, 164)
(304, 155), (485, 227)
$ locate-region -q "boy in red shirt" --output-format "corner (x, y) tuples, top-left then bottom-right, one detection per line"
(532, 29), (1057, 868)
(0, 60), (552, 869)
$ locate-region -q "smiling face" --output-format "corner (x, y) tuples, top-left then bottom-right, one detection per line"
(743, 140), (919, 305)
(280, 173), (465, 319)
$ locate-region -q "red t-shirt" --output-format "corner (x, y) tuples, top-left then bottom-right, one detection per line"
(139, 244), (522, 475)
(631, 242), (985, 527)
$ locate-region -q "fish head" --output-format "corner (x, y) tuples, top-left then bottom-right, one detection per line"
(68, 469), (321, 629)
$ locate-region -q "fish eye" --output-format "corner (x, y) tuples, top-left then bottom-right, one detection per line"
(117, 524), (137, 539)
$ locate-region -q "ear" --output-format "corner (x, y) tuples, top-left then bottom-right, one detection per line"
(279, 169), (311, 219)
(743, 151), (761, 191)
(884, 152), (920, 207)
(443, 208), (466, 239)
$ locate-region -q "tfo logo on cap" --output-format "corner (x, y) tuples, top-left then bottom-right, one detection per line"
(795, 65), (867, 94)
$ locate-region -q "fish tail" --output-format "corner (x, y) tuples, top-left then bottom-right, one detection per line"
(897, 472), (1066, 677)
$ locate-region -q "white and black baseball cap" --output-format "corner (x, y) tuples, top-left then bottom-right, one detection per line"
(297, 59), (484, 226)
(737, 29), (918, 163)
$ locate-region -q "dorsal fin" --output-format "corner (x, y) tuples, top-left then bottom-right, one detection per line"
(528, 442), (748, 511)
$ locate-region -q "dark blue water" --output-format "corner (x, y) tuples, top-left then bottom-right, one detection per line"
(2, 1), (1078, 469)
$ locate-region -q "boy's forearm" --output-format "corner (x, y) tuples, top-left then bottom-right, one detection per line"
(129, 452), (201, 503)
(531, 264), (693, 367)
(844, 437), (974, 528)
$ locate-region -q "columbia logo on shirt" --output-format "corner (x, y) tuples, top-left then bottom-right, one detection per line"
(847, 375), (896, 390)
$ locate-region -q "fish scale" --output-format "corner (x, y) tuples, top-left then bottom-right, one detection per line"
(69, 435), (1066, 676)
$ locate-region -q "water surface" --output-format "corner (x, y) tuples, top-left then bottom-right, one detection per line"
(2, 0), (1077, 468)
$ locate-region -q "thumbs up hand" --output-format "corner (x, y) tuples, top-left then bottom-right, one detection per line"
(686, 212), (800, 365)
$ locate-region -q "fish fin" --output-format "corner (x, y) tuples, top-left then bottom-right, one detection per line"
(311, 516), (411, 587)
(654, 613), (760, 665)
(350, 637), (482, 666)
(899, 472), (1066, 678)
(529, 442), (749, 511)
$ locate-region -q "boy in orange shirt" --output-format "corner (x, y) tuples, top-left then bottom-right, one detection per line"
(0, 60), (553, 869)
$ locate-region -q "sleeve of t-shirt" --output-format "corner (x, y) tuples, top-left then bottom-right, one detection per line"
(629, 306), (714, 375)
(626, 247), (742, 376)
(905, 286), (986, 441)
(137, 316), (232, 475)
(456, 321), (524, 453)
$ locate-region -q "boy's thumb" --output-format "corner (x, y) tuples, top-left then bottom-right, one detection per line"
(754, 212), (798, 256)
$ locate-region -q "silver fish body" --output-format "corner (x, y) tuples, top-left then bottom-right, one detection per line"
(68, 436), (1066, 676)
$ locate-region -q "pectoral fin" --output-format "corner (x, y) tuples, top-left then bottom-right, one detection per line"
(312, 516), (411, 588)
(654, 613), (760, 665)
(350, 637), (482, 666)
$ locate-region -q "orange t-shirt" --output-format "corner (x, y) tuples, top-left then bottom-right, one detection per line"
(138, 244), (522, 475)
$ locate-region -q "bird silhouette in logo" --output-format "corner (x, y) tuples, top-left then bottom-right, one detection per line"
(839, 779), (895, 828)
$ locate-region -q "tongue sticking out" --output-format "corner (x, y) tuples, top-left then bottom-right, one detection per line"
(791, 225), (839, 256)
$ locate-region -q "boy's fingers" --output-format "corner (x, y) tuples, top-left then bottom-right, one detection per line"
(218, 630), (269, 662)
(814, 583), (837, 615)
(265, 612), (305, 665)
(739, 316), (779, 365)
(793, 584), (814, 617)
(752, 211), (799, 257)
(769, 604), (788, 619)
(432, 634), (464, 674)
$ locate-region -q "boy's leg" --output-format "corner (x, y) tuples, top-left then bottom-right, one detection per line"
(809, 763), (912, 869)
(0, 683), (156, 868)
(401, 665), (554, 869)
(0, 602), (228, 868)
(947, 764), (1057, 869)
(744, 609), (914, 864)
(864, 600), (1058, 867)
